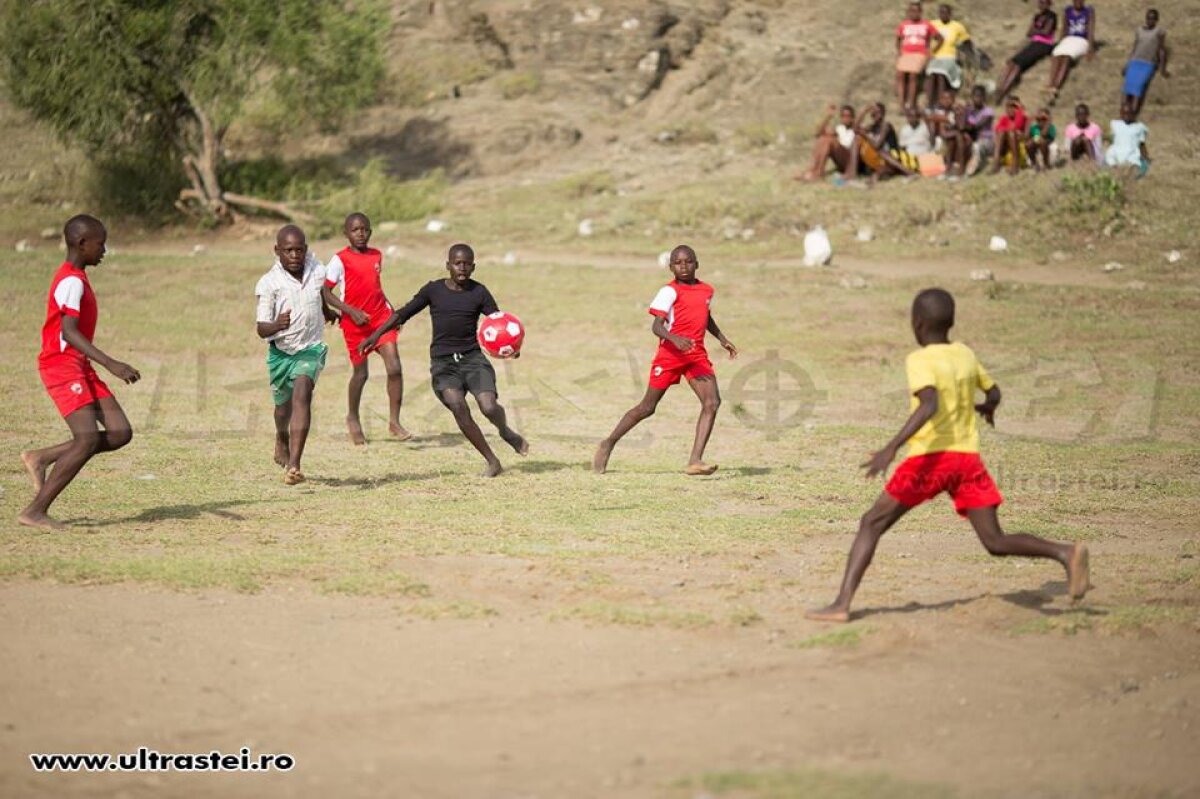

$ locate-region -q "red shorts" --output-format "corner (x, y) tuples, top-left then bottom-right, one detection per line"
(648, 347), (715, 389)
(39, 362), (113, 418)
(885, 451), (1004, 516)
(341, 308), (398, 366)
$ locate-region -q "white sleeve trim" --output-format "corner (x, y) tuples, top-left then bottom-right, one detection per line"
(53, 276), (84, 312)
(324, 253), (344, 286)
(649, 285), (677, 315)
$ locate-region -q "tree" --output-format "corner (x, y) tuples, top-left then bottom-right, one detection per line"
(0, 0), (386, 222)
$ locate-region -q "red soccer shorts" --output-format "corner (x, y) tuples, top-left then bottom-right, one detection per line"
(39, 362), (113, 418)
(342, 308), (398, 366)
(648, 347), (715, 390)
(885, 451), (1004, 516)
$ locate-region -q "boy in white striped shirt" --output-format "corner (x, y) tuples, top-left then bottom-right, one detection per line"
(255, 225), (338, 484)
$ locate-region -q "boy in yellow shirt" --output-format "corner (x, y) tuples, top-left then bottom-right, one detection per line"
(807, 288), (1090, 622)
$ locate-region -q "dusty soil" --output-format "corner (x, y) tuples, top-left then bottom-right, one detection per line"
(2, 533), (1198, 799)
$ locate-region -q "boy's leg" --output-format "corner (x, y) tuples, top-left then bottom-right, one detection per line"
(895, 70), (906, 106)
(803, 135), (833, 180)
(964, 505), (1089, 598)
(285, 376), (314, 478)
(439, 387), (503, 477)
(685, 375), (721, 474)
(844, 137), (861, 179)
(346, 359), (369, 445)
(806, 493), (913, 622)
(19, 397), (133, 529)
(475, 391), (527, 456)
(593, 387), (667, 474)
(273, 402), (291, 467)
(377, 342), (411, 440)
(21, 395), (132, 490)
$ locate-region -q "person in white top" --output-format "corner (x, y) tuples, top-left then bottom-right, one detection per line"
(254, 225), (335, 485)
(799, 104), (859, 181)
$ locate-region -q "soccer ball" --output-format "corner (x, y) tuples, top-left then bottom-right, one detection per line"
(477, 311), (525, 359)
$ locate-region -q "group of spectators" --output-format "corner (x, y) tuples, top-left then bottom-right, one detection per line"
(799, 2), (1169, 183)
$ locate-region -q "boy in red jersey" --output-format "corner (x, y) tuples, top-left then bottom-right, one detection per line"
(592, 245), (738, 475)
(806, 288), (1090, 622)
(19, 215), (140, 529)
(321, 213), (411, 445)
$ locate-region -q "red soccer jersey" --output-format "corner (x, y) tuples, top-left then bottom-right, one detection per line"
(648, 279), (714, 356)
(39, 262), (97, 370)
(324, 247), (391, 324)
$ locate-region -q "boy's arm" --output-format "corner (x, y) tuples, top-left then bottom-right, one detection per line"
(816, 104), (836, 137)
(863, 386), (937, 478)
(60, 315), (140, 384)
(320, 285), (368, 325)
(975, 384), (1001, 427)
(706, 315), (738, 359)
(1159, 35), (1170, 77)
(651, 315), (694, 353)
(358, 285), (428, 353)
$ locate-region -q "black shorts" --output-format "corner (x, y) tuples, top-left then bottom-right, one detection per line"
(1011, 41), (1054, 72)
(430, 350), (498, 398)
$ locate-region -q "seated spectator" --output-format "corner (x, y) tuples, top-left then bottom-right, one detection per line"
(924, 90), (956, 148)
(849, 103), (917, 182)
(1105, 102), (1150, 175)
(926, 4), (976, 101)
(1028, 107), (1057, 171)
(1122, 9), (1170, 117)
(800, 104), (857, 181)
(991, 97), (1029, 175)
(1064, 103), (1103, 164)
(995, 0), (1058, 104)
(962, 86), (996, 175)
(1047, 0), (1096, 104)
(895, 3), (943, 110)
(896, 106), (933, 171)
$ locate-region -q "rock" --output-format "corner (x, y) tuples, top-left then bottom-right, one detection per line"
(970, 269), (995, 281)
(14, 239), (32, 252)
(803, 226), (832, 266)
(571, 7), (601, 24)
(577, 219), (594, 237)
(502, 251), (519, 265)
(740, 228), (755, 241)
(1125, 280), (1147, 290)
(636, 50), (661, 74)
(190, 244), (206, 256)
(1051, 250), (1067, 262)
(385, 245), (400, 257)
(39, 227), (57, 240)
(1102, 261), (1124, 272)
(855, 227), (874, 242)
(621, 17), (639, 31)
(1166, 250), (1182, 264)
(377, 221), (400, 232)
(988, 235), (1008, 252)
(425, 219), (448, 233)
(839, 276), (868, 289)
(657, 250), (671, 268)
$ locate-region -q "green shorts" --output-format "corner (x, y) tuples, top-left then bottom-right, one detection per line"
(268, 343), (327, 406)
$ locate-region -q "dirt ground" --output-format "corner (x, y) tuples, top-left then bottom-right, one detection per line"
(3, 544), (1198, 799)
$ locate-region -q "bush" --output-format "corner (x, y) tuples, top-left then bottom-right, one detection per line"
(497, 71), (541, 100)
(88, 147), (186, 225)
(316, 158), (445, 229)
(1060, 172), (1125, 215)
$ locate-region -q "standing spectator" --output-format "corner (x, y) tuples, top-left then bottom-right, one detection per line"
(1064, 103), (1103, 164)
(995, 0), (1058, 104)
(1105, 102), (1150, 175)
(1047, 0), (1096, 104)
(1122, 9), (1169, 117)
(927, 4), (976, 102)
(962, 86), (996, 175)
(895, 2), (944, 110)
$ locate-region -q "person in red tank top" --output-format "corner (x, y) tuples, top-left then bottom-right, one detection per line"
(593, 245), (738, 476)
(19, 215), (141, 530)
(320, 213), (411, 445)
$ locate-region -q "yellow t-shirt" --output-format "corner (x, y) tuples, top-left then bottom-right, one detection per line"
(904, 341), (994, 456)
(932, 20), (970, 59)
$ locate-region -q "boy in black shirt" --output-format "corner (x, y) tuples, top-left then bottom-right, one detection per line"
(360, 244), (527, 476)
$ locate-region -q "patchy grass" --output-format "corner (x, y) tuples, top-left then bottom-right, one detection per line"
(669, 767), (957, 798)
(554, 602), (715, 629)
(789, 626), (870, 650)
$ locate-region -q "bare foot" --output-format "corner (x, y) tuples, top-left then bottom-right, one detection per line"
(274, 437), (289, 468)
(18, 510), (66, 530)
(503, 430), (528, 456)
(1068, 543), (1090, 601)
(346, 416), (367, 446)
(482, 460), (503, 478)
(20, 451), (46, 493)
(388, 422), (414, 442)
(283, 467), (306, 486)
(804, 605), (851, 623)
(592, 441), (613, 474)
(685, 462), (718, 476)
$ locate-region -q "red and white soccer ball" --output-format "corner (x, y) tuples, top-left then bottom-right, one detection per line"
(477, 311), (525, 359)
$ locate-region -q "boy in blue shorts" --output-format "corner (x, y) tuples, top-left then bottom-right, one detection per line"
(807, 288), (1090, 622)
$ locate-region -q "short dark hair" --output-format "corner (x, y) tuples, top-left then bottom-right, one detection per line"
(448, 243), (475, 261)
(912, 288), (955, 331)
(63, 214), (104, 247)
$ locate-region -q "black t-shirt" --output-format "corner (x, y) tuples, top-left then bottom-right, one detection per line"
(395, 278), (498, 357)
